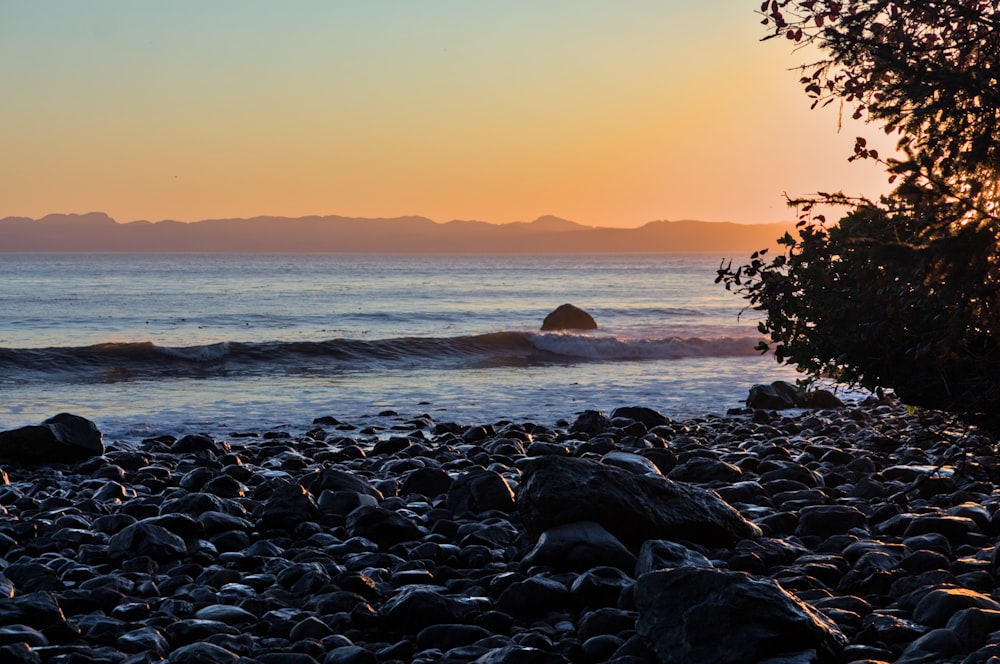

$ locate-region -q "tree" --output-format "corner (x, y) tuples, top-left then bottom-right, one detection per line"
(719, 0), (1000, 426)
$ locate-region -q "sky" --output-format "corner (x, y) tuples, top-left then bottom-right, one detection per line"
(0, 1), (897, 228)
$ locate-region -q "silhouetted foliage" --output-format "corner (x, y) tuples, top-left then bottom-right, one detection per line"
(719, 0), (1000, 427)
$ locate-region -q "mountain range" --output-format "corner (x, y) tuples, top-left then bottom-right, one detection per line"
(0, 212), (794, 253)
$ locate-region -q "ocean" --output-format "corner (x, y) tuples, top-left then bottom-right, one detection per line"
(0, 253), (803, 441)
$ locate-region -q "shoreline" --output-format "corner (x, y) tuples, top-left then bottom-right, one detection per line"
(0, 402), (996, 663)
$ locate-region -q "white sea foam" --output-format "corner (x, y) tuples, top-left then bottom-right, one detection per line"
(155, 341), (231, 362)
(526, 332), (761, 361)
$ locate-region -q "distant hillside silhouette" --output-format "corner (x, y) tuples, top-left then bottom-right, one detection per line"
(0, 213), (795, 253)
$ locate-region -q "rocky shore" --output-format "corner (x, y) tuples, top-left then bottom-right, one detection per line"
(0, 400), (999, 664)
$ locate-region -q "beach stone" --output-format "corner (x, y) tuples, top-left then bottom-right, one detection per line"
(568, 566), (634, 607)
(634, 539), (714, 576)
(946, 608), (1000, 651)
(569, 410), (611, 435)
(0, 413), (104, 463)
(400, 467), (454, 498)
(610, 406), (670, 428)
(747, 381), (799, 409)
(378, 586), (469, 633)
(416, 624), (493, 651)
(600, 451), (662, 476)
(668, 456), (742, 483)
(323, 645), (377, 664)
(796, 505), (868, 538)
(345, 505), (424, 546)
(0, 624), (48, 647)
(893, 627), (963, 664)
(317, 490), (378, 517)
(108, 522), (187, 562)
(912, 587), (1000, 627)
(517, 455), (761, 550)
(496, 576), (572, 619)
(168, 642), (240, 663)
(520, 521), (637, 572)
(259, 482), (320, 529)
(541, 303), (597, 331)
(473, 645), (571, 663)
(0, 592), (66, 631)
(171, 433), (231, 456)
(0, 643), (42, 664)
(634, 568), (847, 664)
(447, 470), (516, 515)
(117, 627), (169, 655)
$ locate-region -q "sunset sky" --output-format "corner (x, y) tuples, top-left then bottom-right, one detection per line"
(0, 1), (896, 228)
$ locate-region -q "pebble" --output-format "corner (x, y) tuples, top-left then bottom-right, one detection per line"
(0, 401), (994, 663)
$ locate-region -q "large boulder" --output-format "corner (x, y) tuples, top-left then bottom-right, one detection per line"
(516, 456), (760, 551)
(746, 380), (845, 410)
(540, 304), (597, 331)
(0, 413), (104, 464)
(634, 567), (847, 664)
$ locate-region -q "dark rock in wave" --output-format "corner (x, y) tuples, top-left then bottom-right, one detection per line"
(540, 303), (598, 331)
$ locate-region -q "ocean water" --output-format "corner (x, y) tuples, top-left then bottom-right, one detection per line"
(0, 253), (803, 441)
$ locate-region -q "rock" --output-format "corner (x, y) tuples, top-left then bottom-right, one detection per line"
(746, 381), (844, 410)
(796, 505), (868, 538)
(912, 587), (1000, 627)
(746, 382), (800, 410)
(517, 456), (761, 550)
(893, 627), (963, 664)
(496, 576), (572, 619)
(0, 413), (104, 463)
(378, 586), (470, 633)
(520, 521), (637, 572)
(416, 624), (493, 651)
(634, 539), (714, 576)
(447, 470), (516, 515)
(107, 522), (188, 562)
(400, 467), (454, 498)
(0, 592), (66, 631)
(610, 406), (670, 428)
(634, 568), (847, 664)
(345, 505), (424, 547)
(541, 304), (597, 331)
(569, 566), (634, 607)
(258, 482), (320, 530)
(167, 641), (241, 663)
(569, 410), (611, 435)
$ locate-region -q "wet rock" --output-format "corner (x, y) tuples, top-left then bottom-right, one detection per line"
(634, 539), (713, 576)
(796, 505), (868, 538)
(610, 406), (670, 428)
(496, 576), (572, 619)
(258, 482), (320, 530)
(107, 522), (188, 562)
(568, 411), (611, 435)
(893, 627), (963, 664)
(345, 505), (424, 547)
(540, 304), (597, 331)
(912, 587), (1000, 627)
(447, 470), (516, 515)
(634, 567), (847, 663)
(0, 413), (104, 463)
(416, 624), (493, 651)
(517, 455), (761, 550)
(167, 641), (241, 663)
(520, 521), (637, 572)
(378, 586), (472, 633)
